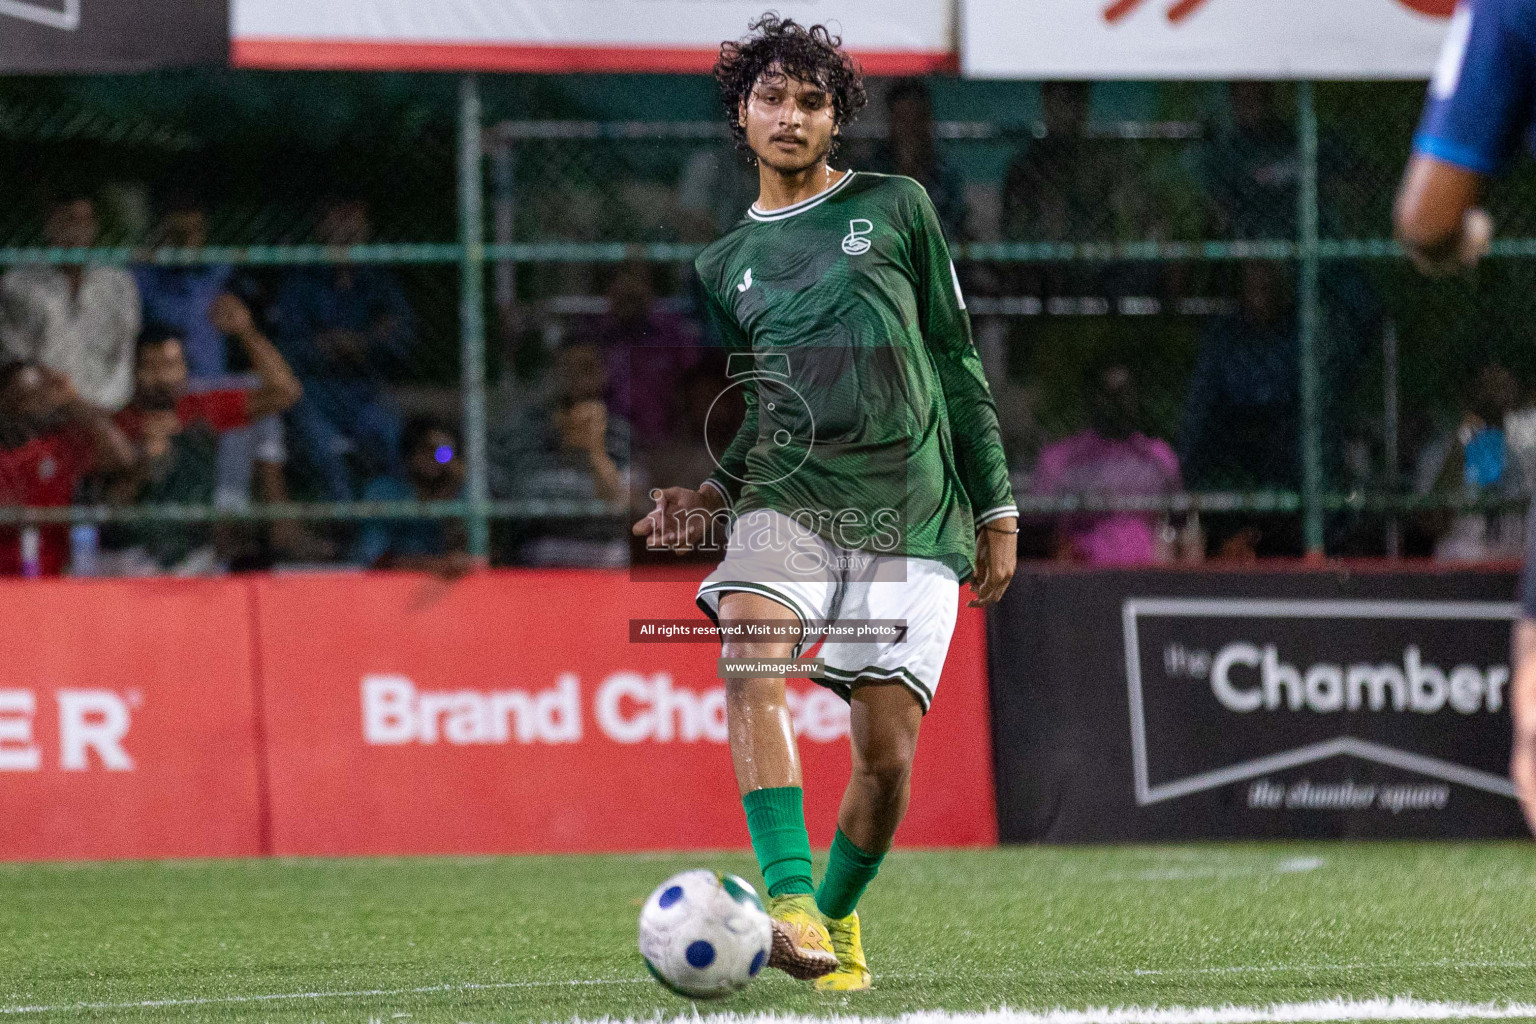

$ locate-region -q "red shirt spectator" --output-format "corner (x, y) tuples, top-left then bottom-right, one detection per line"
(0, 428), (95, 575)
(0, 361), (135, 576)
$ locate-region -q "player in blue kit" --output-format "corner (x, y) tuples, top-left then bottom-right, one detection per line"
(1394, 0), (1536, 833)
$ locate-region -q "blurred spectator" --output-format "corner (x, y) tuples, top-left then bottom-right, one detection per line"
(103, 305), (302, 575)
(867, 79), (968, 241)
(676, 148), (759, 243)
(1201, 82), (1297, 239)
(1412, 363), (1528, 562)
(1180, 262), (1299, 492)
(1001, 82), (1120, 303)
(133, 192), (232, 379)
(1030, 364), (1186, 565)
(132, 193), (305, 554)
(0, 191), (140, 410)
(271, 198), (415, 500)
(575, 262), (701, 448)
(353, 416), (480, 579)
(1179, 262), (1302, 558)
(1003, 83), (1117, 244)
(635, 349), (742, 497)
(992, 373), (1047, 474)
(490, 342), (630, 567)
(0, 361), (134, 576)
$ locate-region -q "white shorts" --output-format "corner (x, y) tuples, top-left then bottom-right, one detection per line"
(695, 508), (959, 713)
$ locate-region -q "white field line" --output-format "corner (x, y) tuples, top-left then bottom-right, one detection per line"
(560, 1002), (1536, 1024)
(3, 960), (1534, 1018)
(0, 977), (643, 1016)
(1103, 856), (1329, 882)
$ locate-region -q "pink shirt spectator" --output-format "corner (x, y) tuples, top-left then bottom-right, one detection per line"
(1030, 430), (1182, 565)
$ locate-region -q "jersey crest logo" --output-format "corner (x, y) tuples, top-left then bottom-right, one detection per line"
(737, 267), (753, 293)
(841, 219), (873, 256)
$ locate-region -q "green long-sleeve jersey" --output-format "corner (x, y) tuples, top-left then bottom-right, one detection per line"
(695, 170), (1016, 583)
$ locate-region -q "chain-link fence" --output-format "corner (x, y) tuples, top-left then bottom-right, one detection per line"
(0, 72), (1524, 575)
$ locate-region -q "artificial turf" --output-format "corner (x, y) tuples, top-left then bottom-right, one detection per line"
(2, 844), (1534, 1022)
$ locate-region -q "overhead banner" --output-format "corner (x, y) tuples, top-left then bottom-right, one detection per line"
(253, 571), (995, 857)
(233, 0), (954, 73)
(963, 0), (1456, 80)
(990, 567), (1526, 841)
(0, 0), (228, 72)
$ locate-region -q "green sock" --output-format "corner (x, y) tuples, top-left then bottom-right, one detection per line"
(742, 787), (815, 897)
(816, 828), (885, 920)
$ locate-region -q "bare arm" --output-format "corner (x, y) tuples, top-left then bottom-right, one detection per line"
(211, 294), (303, 420)
(39, 368), (135, 475)
(69, 401), (136, 476)
(1394, 154), (1492, 275)
(1510, 619), (1536, 834)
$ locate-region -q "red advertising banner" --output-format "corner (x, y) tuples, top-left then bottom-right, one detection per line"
(0, 579), (262, 861)
(253, 570), (995, 856)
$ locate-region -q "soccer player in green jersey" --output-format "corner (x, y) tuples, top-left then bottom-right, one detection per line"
(633, 15), (1017, 991)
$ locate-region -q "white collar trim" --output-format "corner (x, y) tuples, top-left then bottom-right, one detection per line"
(747, 170), (856, 222)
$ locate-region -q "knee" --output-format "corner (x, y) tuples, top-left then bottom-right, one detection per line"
(854, 748), (915, 797)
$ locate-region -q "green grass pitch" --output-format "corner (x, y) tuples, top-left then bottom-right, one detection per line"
(2, 844), (1534, 1022)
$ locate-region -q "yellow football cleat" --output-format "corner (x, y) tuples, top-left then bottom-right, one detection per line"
(815, 909), (872, 992)
(765, 893), (839, 980)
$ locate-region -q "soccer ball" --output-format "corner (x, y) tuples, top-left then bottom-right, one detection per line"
(638, 869), (773, 999)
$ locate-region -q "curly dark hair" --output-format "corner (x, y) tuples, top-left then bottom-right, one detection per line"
(714, 13), (867, 163)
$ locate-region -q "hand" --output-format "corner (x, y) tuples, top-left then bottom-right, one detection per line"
(969, 517), (1017, 608)
(210, 293), (256, 337)
(560, 399), (608, 456)
(1512, 726), (1536, 835)
(140, 410), (181, 460)
(1408, 207), (1493, 276)
(632, 485), (723, 553)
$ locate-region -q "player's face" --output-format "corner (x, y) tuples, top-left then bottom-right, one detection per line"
(740, 69), (838, 174)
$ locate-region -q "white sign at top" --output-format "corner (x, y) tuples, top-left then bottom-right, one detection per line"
(962, 0), (1458, 80)
(233, 0), (955, 74)
(0, 0), (78, 31)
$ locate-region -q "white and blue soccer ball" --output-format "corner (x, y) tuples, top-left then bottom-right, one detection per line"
(638, 869), (773, 999)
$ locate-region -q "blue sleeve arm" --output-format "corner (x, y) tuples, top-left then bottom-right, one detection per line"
(1415, 0), (1535, 175)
